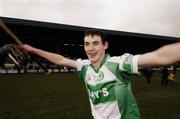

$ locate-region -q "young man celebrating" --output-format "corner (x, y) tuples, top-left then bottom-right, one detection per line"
(20, 29), (180, 119)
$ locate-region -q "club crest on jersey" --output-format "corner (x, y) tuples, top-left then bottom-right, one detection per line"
(94, 71), (104, 81)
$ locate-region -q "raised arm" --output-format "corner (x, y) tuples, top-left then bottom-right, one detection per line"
(138, 42), (180, 68)
(20, 44), (77, 68)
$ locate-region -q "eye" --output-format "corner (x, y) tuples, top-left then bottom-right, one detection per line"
(93, 41), (100, 45)
(84, 42), (89, 46)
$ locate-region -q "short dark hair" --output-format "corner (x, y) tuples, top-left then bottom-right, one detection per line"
(84, 29), (107, 44)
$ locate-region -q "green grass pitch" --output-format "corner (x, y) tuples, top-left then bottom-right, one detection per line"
(0, 71), (179, 119)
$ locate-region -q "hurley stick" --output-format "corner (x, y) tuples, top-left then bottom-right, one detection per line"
(0, 20), (51, 75)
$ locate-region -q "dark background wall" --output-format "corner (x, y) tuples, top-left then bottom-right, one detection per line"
(0, 17), (179, 60)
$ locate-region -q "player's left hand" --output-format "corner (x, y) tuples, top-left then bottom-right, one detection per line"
(0, 44), (30, 67)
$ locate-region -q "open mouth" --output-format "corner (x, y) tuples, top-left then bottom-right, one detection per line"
(88, 52), (97, 58)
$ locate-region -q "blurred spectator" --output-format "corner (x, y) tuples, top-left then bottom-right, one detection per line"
(161, 66), (168, 86)
(168, 65), (175, 83)
(142, 67), (154, 84)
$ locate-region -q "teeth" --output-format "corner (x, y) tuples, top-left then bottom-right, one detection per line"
(89, 53), (96, 58)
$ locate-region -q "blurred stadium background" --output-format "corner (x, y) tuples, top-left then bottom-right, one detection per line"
(0, 17), (180, 119)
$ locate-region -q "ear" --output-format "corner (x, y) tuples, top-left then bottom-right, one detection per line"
(104, 41), (109, 50)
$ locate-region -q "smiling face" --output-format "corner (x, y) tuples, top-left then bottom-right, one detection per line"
(84, 34), (108, 67)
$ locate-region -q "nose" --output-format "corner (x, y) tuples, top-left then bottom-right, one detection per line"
(87, 44), (94, 51)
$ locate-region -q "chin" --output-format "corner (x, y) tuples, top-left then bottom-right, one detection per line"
(88, 57), (95, 62)
(90, 58), (98, 64)
(89, 59), (95, 63)
(88, 55), (98, 63)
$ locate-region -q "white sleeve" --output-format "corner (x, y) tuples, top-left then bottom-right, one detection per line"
(75, 59), (83, 71)
(75, 58), (90, 71)
(132, 55), (140, 74)
(119, 53), (140, 74)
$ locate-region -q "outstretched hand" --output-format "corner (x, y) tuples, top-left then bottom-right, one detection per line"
(18, 44), (52, 74)
(0, 44), (30, 67)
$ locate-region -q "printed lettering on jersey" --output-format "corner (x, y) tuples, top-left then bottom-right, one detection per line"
(87, 82), (116, 104)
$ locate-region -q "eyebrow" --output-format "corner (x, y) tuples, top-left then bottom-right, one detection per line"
(84, 40), (100, 43)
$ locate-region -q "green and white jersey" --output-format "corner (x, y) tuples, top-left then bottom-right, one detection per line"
(76, 53), (141, 119)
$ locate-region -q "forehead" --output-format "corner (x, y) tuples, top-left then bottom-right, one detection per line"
(84, 35), (102, 42)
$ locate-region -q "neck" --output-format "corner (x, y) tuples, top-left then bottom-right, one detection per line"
(93, 62), (101, 70)
(92, 53), (106, 70)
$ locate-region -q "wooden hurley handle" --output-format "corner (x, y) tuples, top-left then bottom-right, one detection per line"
(0, 20), (23, 46)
